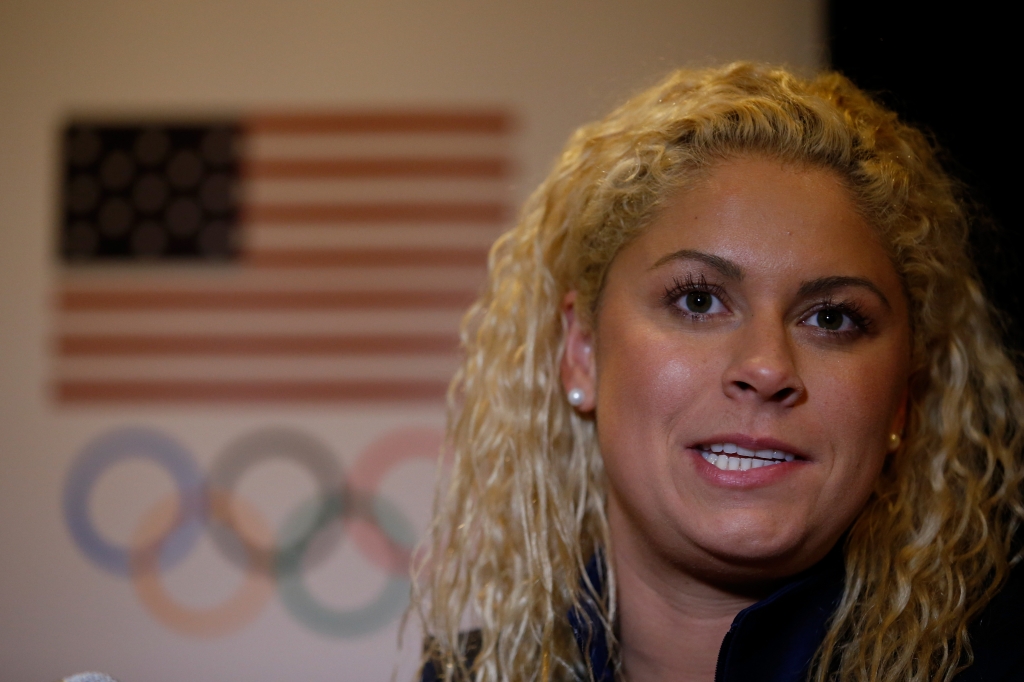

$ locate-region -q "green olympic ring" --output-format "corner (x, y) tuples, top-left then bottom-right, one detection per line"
(276, 492), (415, 637)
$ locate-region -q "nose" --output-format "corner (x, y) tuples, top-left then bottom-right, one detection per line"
(722, 319), (805, 406)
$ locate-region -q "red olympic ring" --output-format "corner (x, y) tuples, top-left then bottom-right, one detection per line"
(345, 426), (445, 575)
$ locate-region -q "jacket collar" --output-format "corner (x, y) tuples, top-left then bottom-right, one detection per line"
(569, 547), (845, 682)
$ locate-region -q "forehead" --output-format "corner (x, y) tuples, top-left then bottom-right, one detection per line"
(620, 156), (898, 287)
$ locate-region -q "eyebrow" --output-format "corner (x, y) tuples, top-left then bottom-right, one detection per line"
(650, 250), (891, 309)
(650, 249), (744, 280)
(797, 276), (891, 309)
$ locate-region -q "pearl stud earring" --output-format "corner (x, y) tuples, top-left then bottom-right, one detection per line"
(888, 432), (902, 452)
(567, 388), (585, 406)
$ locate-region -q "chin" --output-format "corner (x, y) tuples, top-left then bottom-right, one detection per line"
(687, 518), (827, 578)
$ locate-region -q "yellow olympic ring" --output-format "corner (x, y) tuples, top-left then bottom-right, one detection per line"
(130, 490), (275, 637)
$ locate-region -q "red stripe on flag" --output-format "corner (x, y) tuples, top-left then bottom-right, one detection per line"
(59, 290), (478, 311)
(56, 380), (451, 403)
(245, 112), (512, 135)
(244, 248), (489, 268)
(243, 203), (507, 224)
(244, 158), (510, 179)
(58, 334), (461, 356)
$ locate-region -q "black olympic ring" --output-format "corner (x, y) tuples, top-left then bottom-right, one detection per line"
(206, 427), (344, 574)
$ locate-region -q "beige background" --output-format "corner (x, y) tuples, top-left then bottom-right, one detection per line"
(0, 2), (823, 680)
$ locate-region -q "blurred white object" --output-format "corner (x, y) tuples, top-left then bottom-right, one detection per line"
(63, 673), (119, 682)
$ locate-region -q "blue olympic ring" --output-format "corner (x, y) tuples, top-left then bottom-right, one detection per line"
(62, 425), (438, 638)
(63, 427), (205, 577)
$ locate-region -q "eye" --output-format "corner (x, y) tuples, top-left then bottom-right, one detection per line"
(805, 307), (858, 332)
(662, 274), (730, 319)
(684, 291), (711, 313)
(679, 290), (726, 315)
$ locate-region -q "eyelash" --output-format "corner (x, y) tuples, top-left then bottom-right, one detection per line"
(808, 296), (873, 336)
(661, 275), (874, 335)
(662, 274), (729, 319)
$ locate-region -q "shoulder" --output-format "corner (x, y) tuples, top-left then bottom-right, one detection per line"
(957, 560), (1024, 681)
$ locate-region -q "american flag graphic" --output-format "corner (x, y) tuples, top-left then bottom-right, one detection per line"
(55, 112), (513, 403)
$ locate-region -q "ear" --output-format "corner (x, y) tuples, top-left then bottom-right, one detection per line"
(894, 384), (909, 432)
(888, 384), (909, 450)
(560, 291), (597, 412)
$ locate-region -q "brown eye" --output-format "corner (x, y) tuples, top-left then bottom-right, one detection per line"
(815, 309), (844, 330)
(685, 291), (713, 313)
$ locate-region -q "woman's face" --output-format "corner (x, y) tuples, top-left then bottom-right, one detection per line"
(563, 156), (911, 583)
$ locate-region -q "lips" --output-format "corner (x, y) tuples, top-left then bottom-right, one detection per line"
(692, 439), (804, 472)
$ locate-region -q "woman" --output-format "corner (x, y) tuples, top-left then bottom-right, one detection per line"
(413, 63), (1024, 681)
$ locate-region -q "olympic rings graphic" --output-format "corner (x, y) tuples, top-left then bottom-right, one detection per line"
(63, 424), (443, 638)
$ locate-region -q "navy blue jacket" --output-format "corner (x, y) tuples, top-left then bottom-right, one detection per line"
(422, 550), (1024, 681)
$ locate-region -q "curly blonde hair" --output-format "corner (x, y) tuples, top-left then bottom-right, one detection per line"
(412, 62), (1024, 682)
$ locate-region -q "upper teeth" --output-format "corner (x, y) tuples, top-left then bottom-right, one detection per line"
(699, 443), (795, 471)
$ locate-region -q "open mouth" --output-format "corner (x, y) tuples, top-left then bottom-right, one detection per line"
(696, 443), (797, 471)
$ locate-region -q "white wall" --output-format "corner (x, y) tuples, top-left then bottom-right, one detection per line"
(0, 2), (823, 680)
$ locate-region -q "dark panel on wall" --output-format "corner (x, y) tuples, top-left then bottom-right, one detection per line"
(829, 2), (1021, 358)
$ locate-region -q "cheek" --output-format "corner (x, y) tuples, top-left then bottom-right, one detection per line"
(839, 356), (903, 427)
(807, 352), (904, 479)
(598, 324), (707, 412)
(595, 326), (720, 472)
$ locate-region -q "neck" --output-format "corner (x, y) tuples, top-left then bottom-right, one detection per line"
(609, 508), (764, 682)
